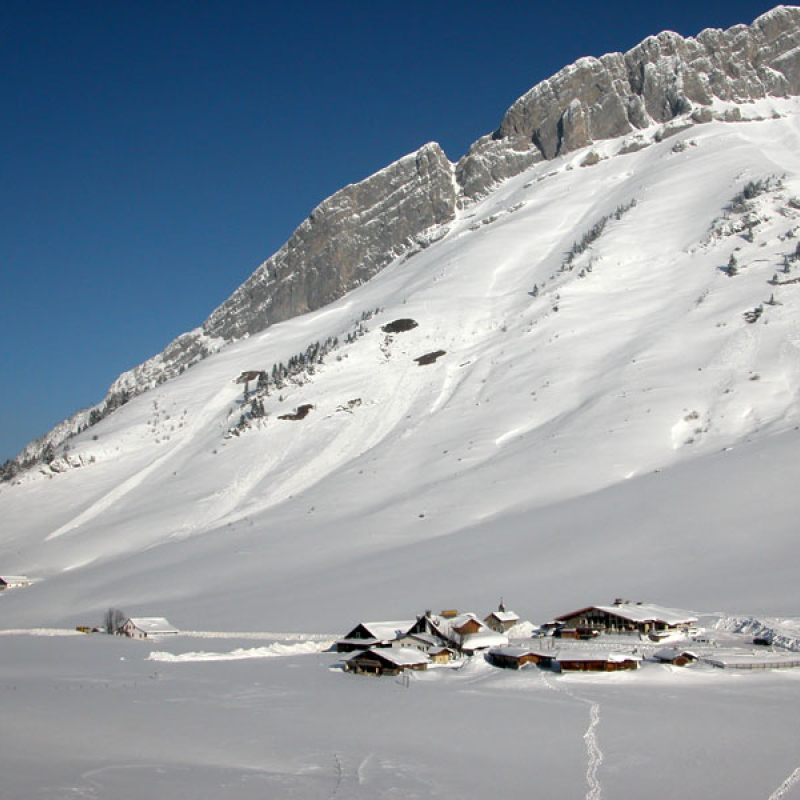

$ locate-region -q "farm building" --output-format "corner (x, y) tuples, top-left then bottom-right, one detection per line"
(487, 646), (552, 670)
(0, 575), (31, 590)
(344, 647), (430, 676)
(120, 617), (179, 639)
(484, 603), (520, 633)
(554, 600), (697, 635)
(335, 621), (414, 652)
(553, 651), (642, 672)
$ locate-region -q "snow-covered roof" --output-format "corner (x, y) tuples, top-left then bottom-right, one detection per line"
(397, 632), (443, 647)
(461, 630), (509, 651)
(597, 603), (697, 625)
(554, 650), (642, 663)
(126, 617), (179, 634)
(360, 647), (430, 667)
(360, 621), (415, 641)
(489, 645), (541, 658)
(486, 610), (520, 623)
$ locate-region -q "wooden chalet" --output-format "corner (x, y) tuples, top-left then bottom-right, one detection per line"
(554, 600), (698, 636)
(335, 620), (414, 653)
(345, 647), (430, 676)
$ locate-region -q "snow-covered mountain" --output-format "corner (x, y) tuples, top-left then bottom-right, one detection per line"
(4, 7), (800, 634)
(9, 4), (800, 478)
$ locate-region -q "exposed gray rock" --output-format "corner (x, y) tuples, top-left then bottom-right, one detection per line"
(203, 142), (456, 341)
(458, 5), (800, 198)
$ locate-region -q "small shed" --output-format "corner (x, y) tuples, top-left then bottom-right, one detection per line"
(120, 617), (179, 639)
(345, 647), (430, 676)
(429, 647), (456, 664)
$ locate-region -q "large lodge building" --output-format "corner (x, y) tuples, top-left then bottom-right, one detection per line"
(554, 600), (698, 636)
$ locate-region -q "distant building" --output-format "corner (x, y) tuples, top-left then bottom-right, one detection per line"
(120, 617), (179, 639)
(0, 576), (32, 590)
(344, 647), (430, 676)
(554, 600), (697, 636)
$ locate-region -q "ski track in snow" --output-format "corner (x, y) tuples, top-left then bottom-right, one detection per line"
(768, 767), (800, 800)
(540, 671), (603, 800)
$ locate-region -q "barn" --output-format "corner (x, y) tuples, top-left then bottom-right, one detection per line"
(553, 651), (642, 672)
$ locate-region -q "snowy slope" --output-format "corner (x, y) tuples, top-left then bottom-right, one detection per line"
(3, 98), (800, 632)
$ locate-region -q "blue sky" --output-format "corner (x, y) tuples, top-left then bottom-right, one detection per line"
(0, 0), (783, 462)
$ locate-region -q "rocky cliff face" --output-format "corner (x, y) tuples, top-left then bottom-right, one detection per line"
(9, 6), (800, 476)
(457, 5), (800, 198)
(203, 142), (456, 342)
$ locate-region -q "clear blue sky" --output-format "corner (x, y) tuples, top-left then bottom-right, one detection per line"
(0, 0), (782, 462)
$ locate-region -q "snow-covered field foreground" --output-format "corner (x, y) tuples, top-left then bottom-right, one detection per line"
(6, 98), (800, 796)
(3, 631), (800, 800)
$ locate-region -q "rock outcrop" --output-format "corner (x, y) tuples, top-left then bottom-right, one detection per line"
(458, 5), (800, 198)
(203, 142), (456, 341)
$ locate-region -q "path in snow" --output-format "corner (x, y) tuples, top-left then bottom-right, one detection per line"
(767, 767), (800, 800)
(540, 671), (604, 800)
(583, 702), (603, 800)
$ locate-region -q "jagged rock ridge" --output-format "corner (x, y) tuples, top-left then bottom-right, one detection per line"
(457, 5), (800, 198)
(8, 5), (800, 475)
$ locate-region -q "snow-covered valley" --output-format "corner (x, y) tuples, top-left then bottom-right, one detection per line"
(5, 91), (800, 797)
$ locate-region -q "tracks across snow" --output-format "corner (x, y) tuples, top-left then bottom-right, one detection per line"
(541, 671), (604, 800)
